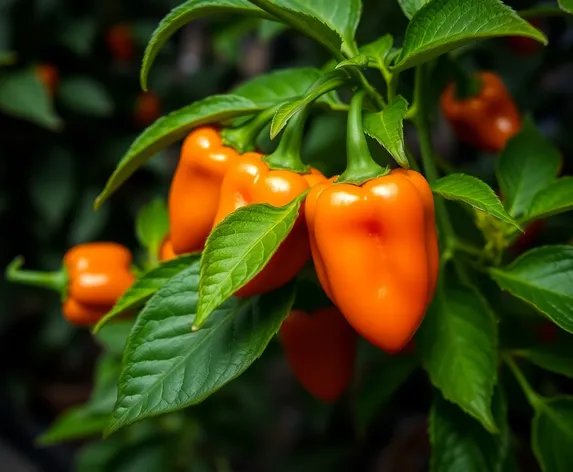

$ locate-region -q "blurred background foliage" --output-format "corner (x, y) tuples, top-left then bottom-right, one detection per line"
(2, 0), (573, 470)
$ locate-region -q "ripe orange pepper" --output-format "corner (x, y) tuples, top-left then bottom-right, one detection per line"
(62, 243), (135, 325)
(159, 237), (176, 261)
(306, 169), (439, 353)
(134, 91), (161, 127)
(6, 242), (135, 326)
(106, 23), (134, 62)
(441, 71), (521, 153)
(213, 152), (326, 297)
(169, 126), (239, 255)
(36, 63), (59, 96)
(280, 307), (356, 402)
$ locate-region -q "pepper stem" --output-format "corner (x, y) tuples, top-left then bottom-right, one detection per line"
(262, 107), (310, 173)
(337, 90), (388, 186)
(220, 104), (281, 154)
(5, 256), (68, 299)
(451, 60), (482, 100)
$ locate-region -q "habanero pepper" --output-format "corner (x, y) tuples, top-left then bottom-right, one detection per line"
(280, 307), (356, 403)
(134, 91), (161, 128)
(159, 236), (176, 262)
(106, 23), (135, 62)
(36, 63), (59, 96)
(212, 110), (327, 297)
(305, 91), (439, 354)
(168, 108), (277, 256)
(6, 242), (135, 326)
(441, 71), (521, 153)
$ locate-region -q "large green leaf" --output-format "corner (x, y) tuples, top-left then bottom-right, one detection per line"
(496, 118), (562, 219)
(559, 0), (573, 14)
(232, 67), (322, 106)
(490, 246), (573, 334)
(532, 397), (573, 472)
(519, 343), (573, 378)
(94, 95), (260, 209)
(247, 0), (342, 57)
(196, 195), (304, 328)
(430, 387), (510, 472)
(94, 254), (199, 333)
(275, 0), (361, 55)
(398, 0), (430, 19)
(106, 259), (295, 435)
(416, 274), (498, 433)
(431, 174), (521, 230)
(0, 68), (62, 130)
(141, 0), (271, 90)
(392, 0), (547, 72)
(524, 177), (573, 224)
(363, 96), (409, 168)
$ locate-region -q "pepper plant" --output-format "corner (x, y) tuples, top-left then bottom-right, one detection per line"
(12, 0), (573, 470)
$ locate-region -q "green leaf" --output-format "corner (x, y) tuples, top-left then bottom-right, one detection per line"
(94, 95), (260, 209)
(363, 96), (409, 168)
(232, 67), (323, 107)
(559, 0), (573, 14)
(519, 344), (573, 378)
(57, 18), (97, 57)
(430, 387), (510, 472)
(524, 177), (573, 224)
(532, 397), (573, 472)
(196, 194), (304, 329)
(274, 0), (361, 55)
(0, 68), (62, 130)
(497, 118), (562, 219)
(335, 54), (370, 72)
(95, 320), (134, 358)
(355, 356), (418, 436)
(431, 174), (521, 230)
(141, 0), (271, 90)
(135, 197), (170, 264)
(270, 70), (349, 138)
(398, 0), (430, 19)
(29, 147), (74, 230)
(247, 0), (342, 57)
(58, 77), (114, 117)
(37, 407), (110, 445)
(360, 34), (394, 71)
(490, 246), (573, 335)
(417, 274), (498, 433)
(93, 254), (199, 333)
(392, 0), (547, 72)
(106, 259), (295, 435)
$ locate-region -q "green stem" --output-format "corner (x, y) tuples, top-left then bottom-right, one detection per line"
(504, 354), (543, 407)
(5, 256), (68, 299)
(337, 90), (388, 186)
(387, 72), (398, 102)
(263, 107), (310, 173)
(220, 104), (281, 154)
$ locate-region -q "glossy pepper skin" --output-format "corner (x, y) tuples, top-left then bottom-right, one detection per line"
(169, 126), (239, 255)
(62, 243), (135, 325)
(441, 72), (521, 153)
(213, 153), (326, 297)
(305, 169), (439, 354)
(159, 237), (176, 262)
(280, 307), (356, 403)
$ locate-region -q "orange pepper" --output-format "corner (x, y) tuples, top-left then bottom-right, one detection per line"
(169, 126), (239, 255)
(213, 152), (326, 297)
(159, 237), (176, 261)
(36, 63), (59, 96)
(441, 72), (521, 153)
(305, 169), (439, 354)
(280, 307), (356, 402)
(134, 91), (161, 127)
(62, 243), (135, 325)
(106, 23), (134, 62)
